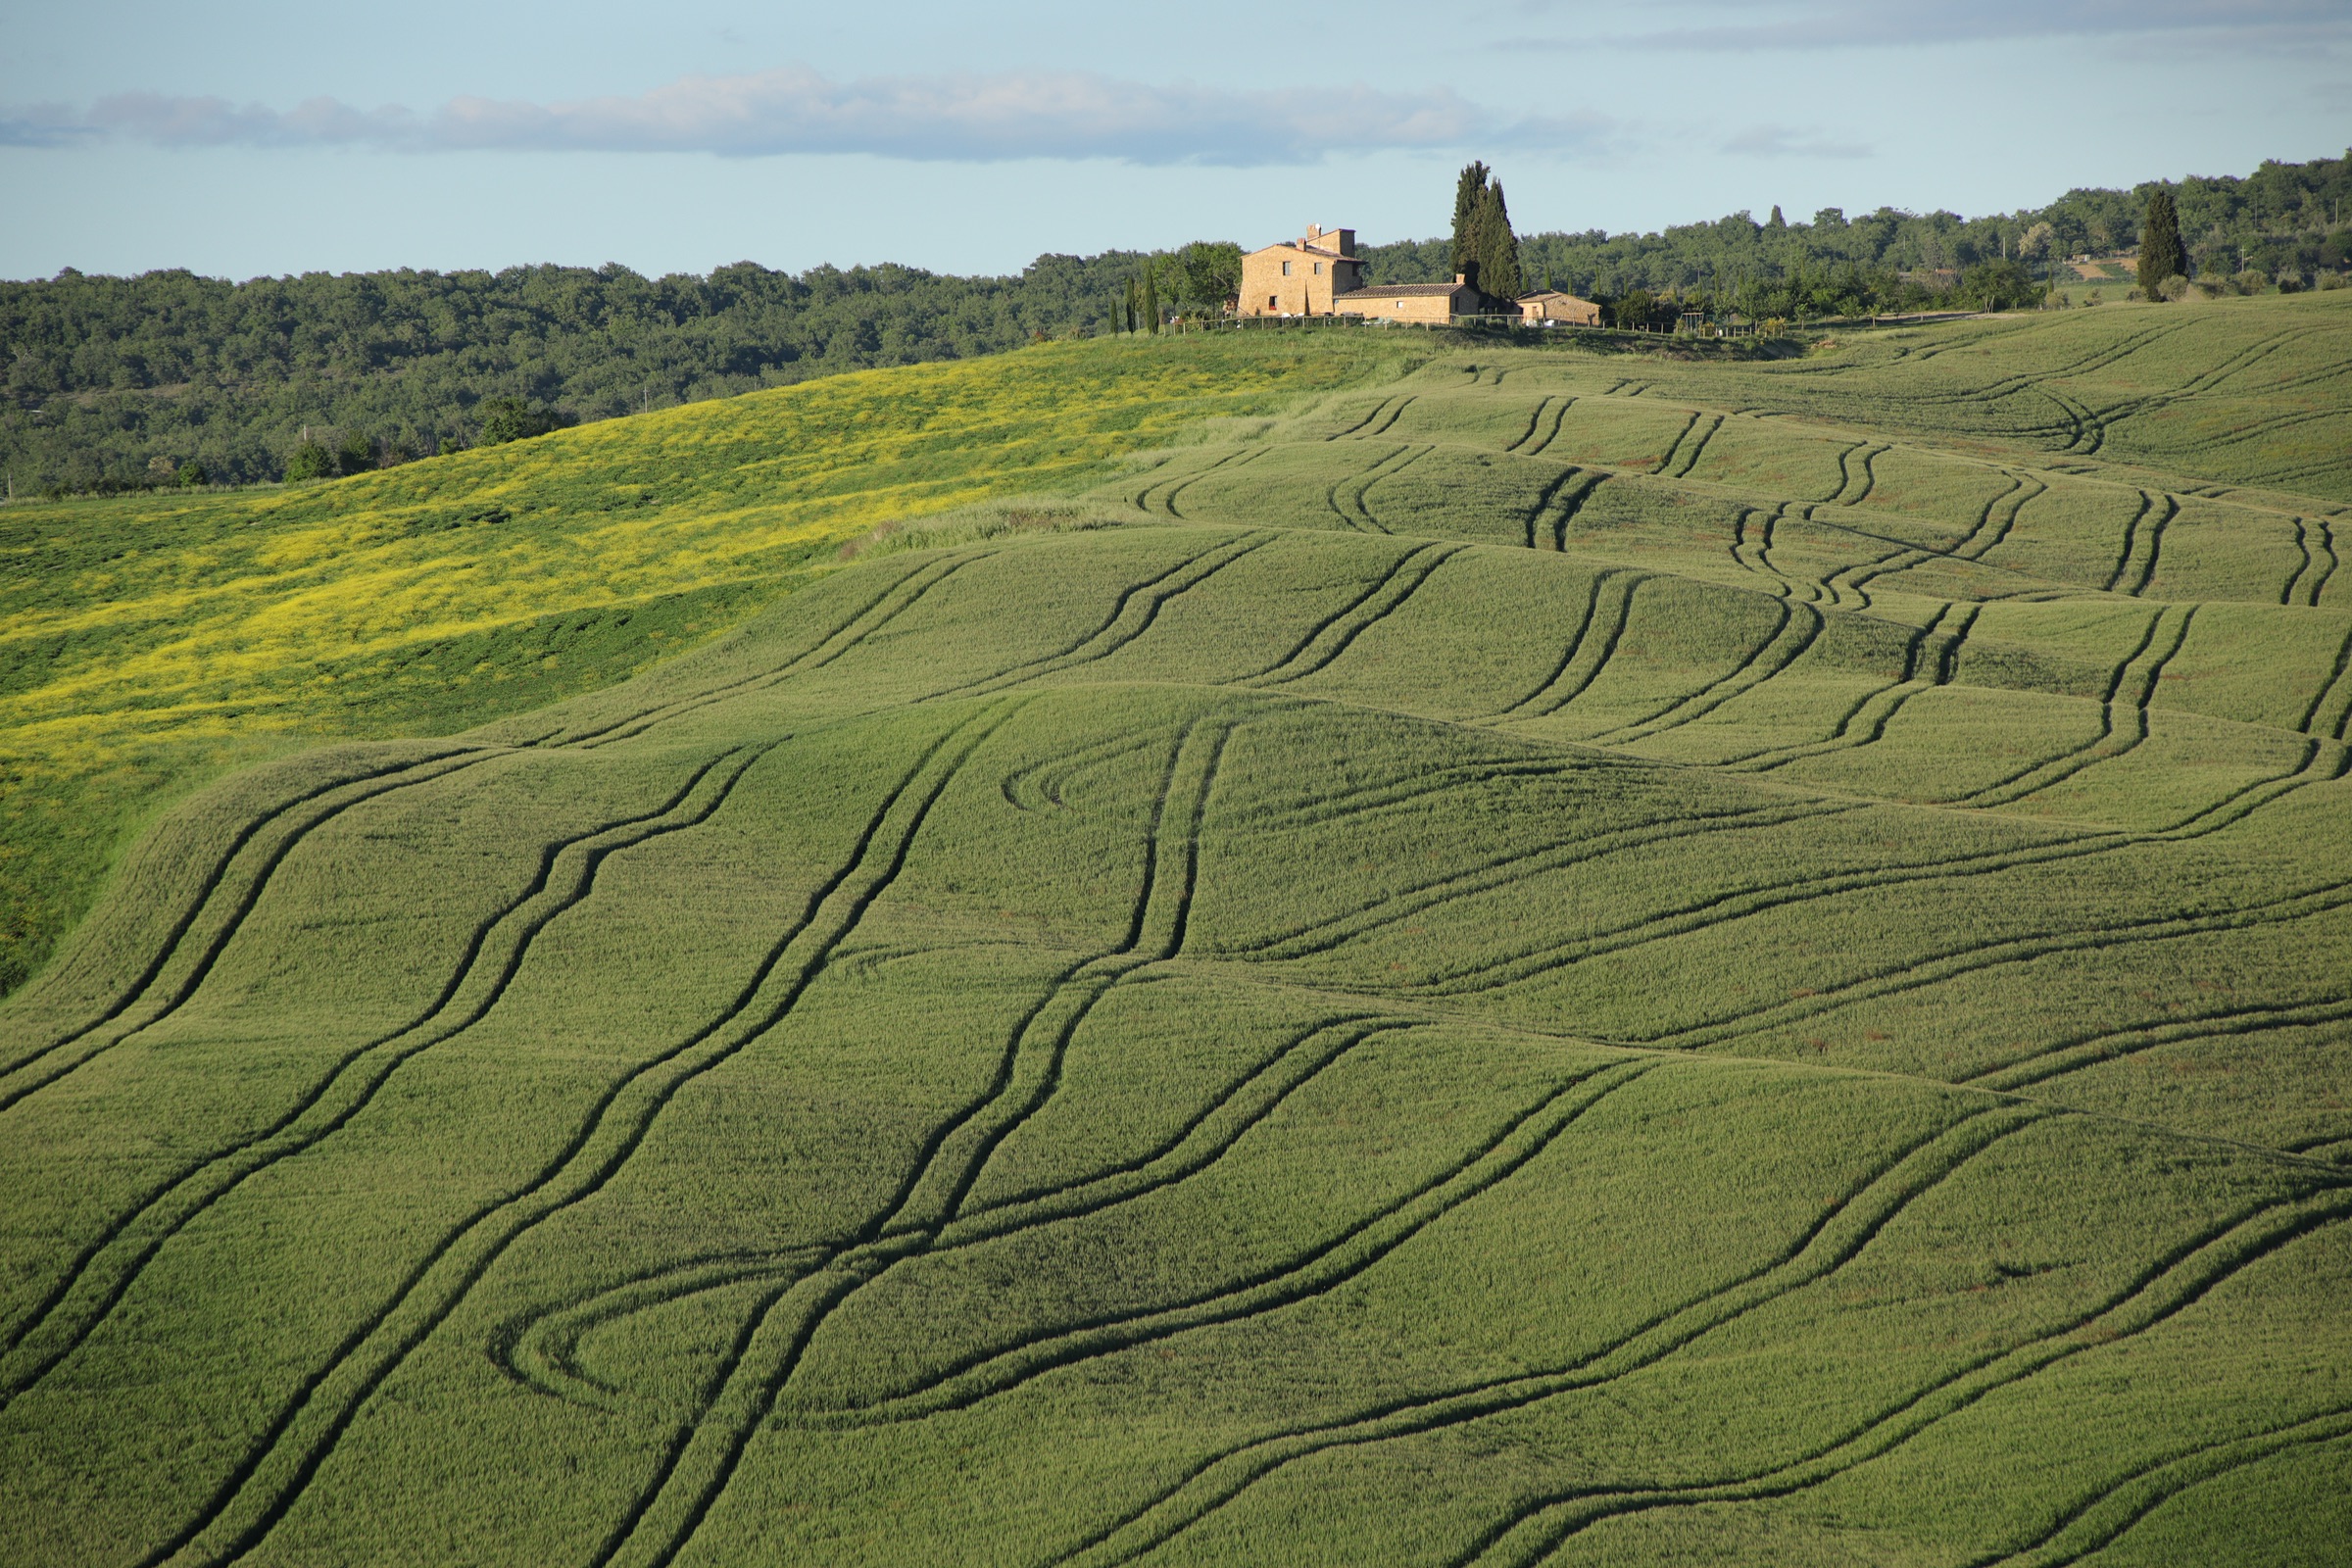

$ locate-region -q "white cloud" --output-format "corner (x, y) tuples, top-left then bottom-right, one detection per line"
(0, 67), (1616, 167)
(1722, 124), (1872, 159)
(1508, 0), (2351, 50)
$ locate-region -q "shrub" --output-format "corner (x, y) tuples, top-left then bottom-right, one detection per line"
(2157, 275), (2192, 303)
(2321, 272), (2349, 291)
(477, 397), (562, 446)
(284, 439), (334, 481)
(175, 461), (207, 488)
(334, 431), (376, 476)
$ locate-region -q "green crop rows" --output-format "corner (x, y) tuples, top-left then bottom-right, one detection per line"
(4, 292), (2350, 1566)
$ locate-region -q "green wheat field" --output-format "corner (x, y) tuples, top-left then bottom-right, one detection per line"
(4, 296), (2351, 1566)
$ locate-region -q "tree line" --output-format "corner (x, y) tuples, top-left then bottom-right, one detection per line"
(0, 253), (1189, 494)
(6, 150), (2344, 495)
(1373, 149), (2352, 321)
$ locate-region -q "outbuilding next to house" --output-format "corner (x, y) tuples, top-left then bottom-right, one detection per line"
(1338, 276), (1488, 324)
(1517, 289), (1602, 326)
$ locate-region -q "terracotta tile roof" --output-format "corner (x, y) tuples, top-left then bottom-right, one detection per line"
(1254, 241), (1356, 259)
(1346, 282), (1464, 299)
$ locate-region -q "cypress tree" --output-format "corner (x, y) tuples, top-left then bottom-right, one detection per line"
(1141, 267), (1159, 334)
(1451, 162), (1492, 275)
(1474, 181), (1524, 302)
(2138, 188), (2187, 296)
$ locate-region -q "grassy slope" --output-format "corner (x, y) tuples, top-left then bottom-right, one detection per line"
(3, 295), (2351, 1567)
(0, 333), (1423, 995)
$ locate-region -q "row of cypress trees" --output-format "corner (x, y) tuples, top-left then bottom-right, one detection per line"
(1116, 270), (1159, 334)
(1450, 163), (1526, 301)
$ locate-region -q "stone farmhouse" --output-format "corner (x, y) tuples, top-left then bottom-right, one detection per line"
(1238, 224), (1363, 316)
(1517, 289), (1602, 326)
(1236, 222), (1597, 326)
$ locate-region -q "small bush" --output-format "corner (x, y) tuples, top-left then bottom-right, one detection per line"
(2321, 272), (2349, 291)
(284, 440), (334, 482)
(175, 462), (207, 488)
(477, 397), (563, 446)
(2157, 275), (2192, 303)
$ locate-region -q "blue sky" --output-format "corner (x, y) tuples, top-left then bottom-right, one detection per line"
(3, 0), (2346, 281)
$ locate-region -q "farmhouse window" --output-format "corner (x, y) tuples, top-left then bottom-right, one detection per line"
(1269, 295), (1279, 309)
(1313, 263), (1322, 274)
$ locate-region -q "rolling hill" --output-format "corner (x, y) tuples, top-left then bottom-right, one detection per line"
(3, 294), (2350, 1567)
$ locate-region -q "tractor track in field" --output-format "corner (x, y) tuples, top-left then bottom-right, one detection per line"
(2, 525), (1264, 1137)
(129, 700), (1022, 1568)
(2101, 490), (2174, 596)
(499, 1005), (1413, 1413)
(1961, 995), (2352, 1095)
(0, 743), (492, 1101)
(581, 713), (1245, 1568)
(1501, 395), (1556, 454)
(1240, 543), (1465, 687)
(1333, 443), (1431, 533)
(1832, 471), (2045, 608)
(1719, 604), (1980, 772)
(545, 552), (977, 748)
(1051, 1102), (2048, 1567)
(1835, 442), (1887, 504)
(785, 1061), (1661, 1436)
(1520, 466), (1601, 552)
(0, 550), (1016, 1111)
(1487, 569), (1648, 720)
(2301, 622), (2352, 739)
(1973, 1401), (2352, 1568)
(1124, 447), (1254, 518)
(1159, 446), (1270, 520)
(1227, 540), (1456, 686)
(1515, 396), (1575, 458)
(0, 743), (775, 1409)
(1001, 729), (1173, 813)
(1232, 757), (1595, 836)
(1446, 1189), (2352, 1567)
(2283, 516), (2340, 608)
(1660, 412), (1723, 479)
(1951, 604), (2193, 809)
(1228, 799), (1853, 962)
(1307, 733), (2349, 1011)
(1634, 873), (2352, 1055)
(927, 532), (1279, 701)
(1293, 818), (2144, 1000)
(1587, 597), (1827, 747)
(0, 747), (486, 1104)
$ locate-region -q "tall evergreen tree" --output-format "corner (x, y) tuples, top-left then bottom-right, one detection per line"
(1141, 267), (1159, 333)
(1473, 181), (1525, 301)
(1451, 162), (1493, 274)
(2138, 188), (2187, 295)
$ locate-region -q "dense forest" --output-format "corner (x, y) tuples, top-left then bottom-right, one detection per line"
(6, 151), (2346, 493)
